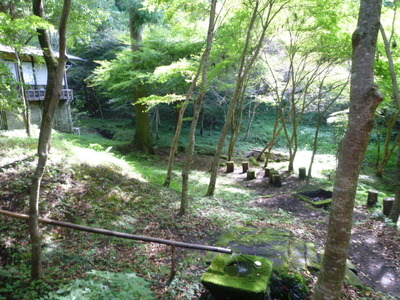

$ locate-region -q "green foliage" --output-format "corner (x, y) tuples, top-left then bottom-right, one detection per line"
(0, 265), (52, 300)
(40, 0), (117, 47)
(137, 94), (186, 109)
(269, 270), (310, 300)
(0, 62), (20, 111)
(89, 29), (203, 108)
(0, 12), (52, 48)
(43, 271), (154, 300)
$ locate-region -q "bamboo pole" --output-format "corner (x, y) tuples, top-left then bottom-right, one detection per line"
(0, 209), (232, 254)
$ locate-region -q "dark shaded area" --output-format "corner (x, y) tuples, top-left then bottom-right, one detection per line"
(96, 128), (114, 139)
(297, 189), (332, 200)
(269, 271), (309, 300)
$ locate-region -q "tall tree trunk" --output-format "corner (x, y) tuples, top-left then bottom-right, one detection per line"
(312, 1), (382, 299)
(30, 0), (71, 280)
(227, 87), (246, 161)
(207, 0), (287, 196)
(200, 106), (205, 137)
(244, 102), (260, 141)
(133, 88), (155, 154)
(14, 49), (31, 137)
(129, 3), (154, 154)
(390, 146), (400, 224)
(380, 24), (400, 223)
(154, 107), (160, 141)
(164, 0), (223, 187)
(179, 0), (217, 215)
(163, 56), (204, 187)
(308, 79), (348, 177)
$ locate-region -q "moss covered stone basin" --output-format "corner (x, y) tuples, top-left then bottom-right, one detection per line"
(296, 189), (333, 208)
(201, 254), (273, 300)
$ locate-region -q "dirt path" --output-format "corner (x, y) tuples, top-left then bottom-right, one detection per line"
(226, 166), (400, 298)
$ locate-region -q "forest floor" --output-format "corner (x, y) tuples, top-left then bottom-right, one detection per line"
(0, 129), (399, 299)
(223, 162), (400, 298)
(170, 149), (400, 298)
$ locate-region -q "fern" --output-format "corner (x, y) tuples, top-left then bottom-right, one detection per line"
(42, 270), (154, 300)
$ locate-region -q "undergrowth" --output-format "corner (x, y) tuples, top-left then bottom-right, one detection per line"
(0, 120), (398, 299)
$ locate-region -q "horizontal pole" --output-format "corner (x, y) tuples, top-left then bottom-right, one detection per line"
(0, 209), (232, 254)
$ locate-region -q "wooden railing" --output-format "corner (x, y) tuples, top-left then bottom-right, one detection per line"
(25, 89), (73, 101)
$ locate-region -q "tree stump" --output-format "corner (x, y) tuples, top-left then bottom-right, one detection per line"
(242, 162), (249, 173)
(226, 161), (234, 173)
(299, 167), (307, 180)
(247, 170), (256, 180)
(383, 197), (395, 216)
(272, 174), (282, 187)
(367, 190), (378, 207)
(264, 168), (271, 178)
(269, 170), (278, 184)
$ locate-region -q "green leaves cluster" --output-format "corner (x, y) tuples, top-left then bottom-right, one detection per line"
(43, 270), (154, 300)
(0, 12), (51, 48)
(0, 62), (20, 111)
(89, 29), (203, 108)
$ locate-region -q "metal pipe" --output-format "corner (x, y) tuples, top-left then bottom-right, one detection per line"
(0, 209), (232, 254)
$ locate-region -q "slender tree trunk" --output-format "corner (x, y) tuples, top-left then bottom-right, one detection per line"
(163, 56), (204, 187)
(312, 1), (382, 299)
(200, 106), (205, 136)
(375, 120), (381, 168)
(208, 0), (288, 195)
(244, 102), (260, 141)
(227, 85), (246, 161)
(380, 24), (400, 223)
(15, 49), (31, 137)
(309, 79), (348, 177)
(179, 0), (217, 215)
(207, 0), (259, 196)
(155, 107), (160, 141)
(309, 114), (322, 178)
(30, 0), (71, 280)
(376, 132), (400, 177)
(390, 146), (400, 223)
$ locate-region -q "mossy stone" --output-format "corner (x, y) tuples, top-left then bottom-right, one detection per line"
(305, 242), (319, 272)
(216, 227), (291, 270)
(201, 254), (273, 300)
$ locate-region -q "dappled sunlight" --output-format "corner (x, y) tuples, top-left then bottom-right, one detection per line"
(62, 146), (146, 182)
(188, 170), (250, 197)
(293, 151), (337, 178)
(0, 127), (40, 138)
(217, 185), (250, 195)
(358, 174), (379, 185)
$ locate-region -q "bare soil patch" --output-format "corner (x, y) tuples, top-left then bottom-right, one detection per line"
(224, 163), (400, 298)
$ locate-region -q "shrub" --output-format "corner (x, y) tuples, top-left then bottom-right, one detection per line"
(43, 270), (154, 300)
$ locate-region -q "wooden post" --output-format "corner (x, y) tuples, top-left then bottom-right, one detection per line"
(264, 168), (271, 178)
(299, 167), (307, 180)
(269, 170), (278, 184)
(242, 161), (249, 173)
(226, 161), (234, 173)
(383, 197), (395, 216)
(247, 170), (256, 180)
(272, 174), (282, 187)
(169, 245), (177, 282)
(367, 190), (378, 207)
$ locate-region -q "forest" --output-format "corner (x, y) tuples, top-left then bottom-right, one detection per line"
(0, 0), (399, 299)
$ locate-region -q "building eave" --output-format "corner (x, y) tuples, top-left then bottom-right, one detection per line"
(0, 45), (85, 62)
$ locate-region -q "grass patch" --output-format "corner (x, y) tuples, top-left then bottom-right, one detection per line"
(0, 119), (398, 299)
